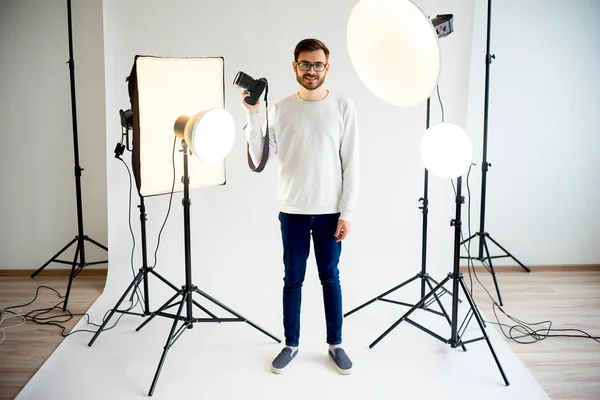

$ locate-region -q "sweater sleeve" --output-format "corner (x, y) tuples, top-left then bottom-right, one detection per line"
(339, 100), (359, 222)
(244, 107), (277, 166)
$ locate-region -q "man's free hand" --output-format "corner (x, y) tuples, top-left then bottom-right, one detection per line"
(334, 219), (351, 242)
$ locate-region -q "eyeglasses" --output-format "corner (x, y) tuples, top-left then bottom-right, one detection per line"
(296, 61), (327, 72)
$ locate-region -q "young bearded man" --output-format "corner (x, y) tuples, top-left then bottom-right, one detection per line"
(240, 38), (359, 375)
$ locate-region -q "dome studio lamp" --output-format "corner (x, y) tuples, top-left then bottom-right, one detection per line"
(346, 0), (442, 107)
(344, 0), (453, 332)
(86, 56), (280, 397)
(371, 123), (508, 385)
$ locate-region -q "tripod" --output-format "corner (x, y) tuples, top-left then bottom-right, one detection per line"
(88, 195), (181, 347)
(459, 0), (530, 307)
(371, 176), (509, 386)
(344, 98), (452, 320)
(136, 140), (280, 396)
(31, 0), (107, 312)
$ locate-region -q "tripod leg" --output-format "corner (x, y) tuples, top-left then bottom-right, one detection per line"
(481, 236), (504, 306)
(344, 274), (421, 317)
(459, 232), (478, 246)
(194, 288), (281, 343)
(31, 237), (78, 278)
(148, 291), (188, 397)
(424, 276), (467, 352)
(84, 235), (109, 252)
(424, 277), (452, 325)
(458, 277), (509, 386)
(149, 269), (181, 292)
(62, 242), (81, 311)
(486, 234), (531, 272)
(137, 290), (183, 332)
(461, 272), (488, 329)
(370, 276), (451, 348)
(424, 275), (457, 304)
(191, 300), (220, 319)
(88, 270), (145, 346)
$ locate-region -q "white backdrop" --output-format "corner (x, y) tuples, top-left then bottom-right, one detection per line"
(101, 0), (479, 324)
(102, 0), (600, 310)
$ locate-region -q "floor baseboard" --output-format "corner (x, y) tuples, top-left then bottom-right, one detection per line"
(0, 268), (108, 277)
(459, 264), (600, 272)
(2, 265), (598, 276)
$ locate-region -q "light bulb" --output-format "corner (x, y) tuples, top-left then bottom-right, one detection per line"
(420, 122), (473, 179)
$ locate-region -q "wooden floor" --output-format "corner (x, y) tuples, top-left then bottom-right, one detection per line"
(467, 266), (600, 400)
(0, 267), (599, 400)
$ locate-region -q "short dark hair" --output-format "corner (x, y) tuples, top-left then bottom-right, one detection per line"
(294, 38), (330, 62)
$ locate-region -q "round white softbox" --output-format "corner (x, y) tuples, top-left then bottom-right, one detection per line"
(420, 122), (473, 179)
(347, 0), (441, 107)
(175, 108), (235, 164)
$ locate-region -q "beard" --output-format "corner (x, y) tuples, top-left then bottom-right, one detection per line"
(296, 72), (325, 91)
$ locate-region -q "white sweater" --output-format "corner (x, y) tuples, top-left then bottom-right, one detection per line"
(245, 91), (359, 222)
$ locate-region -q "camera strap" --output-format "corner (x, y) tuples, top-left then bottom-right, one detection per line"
(247, 82), (269, 173)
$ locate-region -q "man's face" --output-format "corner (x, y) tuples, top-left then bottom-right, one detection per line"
(294, 50), (329, 91)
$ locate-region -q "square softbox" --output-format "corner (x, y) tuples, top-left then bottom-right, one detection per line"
(127, 56), (226, 196)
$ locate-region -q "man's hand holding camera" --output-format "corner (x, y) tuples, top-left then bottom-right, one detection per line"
(241, 91), (260, 114)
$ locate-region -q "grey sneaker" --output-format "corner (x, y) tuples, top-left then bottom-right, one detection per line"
(328, 347), (353, 375)
(271, 347), (298, 374)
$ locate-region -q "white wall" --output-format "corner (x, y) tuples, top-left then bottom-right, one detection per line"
(466, 0), (600, 265)
(0, 0), (107, 270)
(1, 0), (597, 284)
(100, 0), (600, 325)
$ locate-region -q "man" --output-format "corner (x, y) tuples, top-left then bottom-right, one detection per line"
(240, 38), (359, 375)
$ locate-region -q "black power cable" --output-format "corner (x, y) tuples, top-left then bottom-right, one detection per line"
(0, 129), (178, 341)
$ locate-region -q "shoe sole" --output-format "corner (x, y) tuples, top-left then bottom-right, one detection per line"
(271, 356), (296, 374)
(271, 365), (286, 374)
(333, 364), (353, 375)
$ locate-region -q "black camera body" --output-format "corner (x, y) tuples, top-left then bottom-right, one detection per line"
(233, 71), (267, 105)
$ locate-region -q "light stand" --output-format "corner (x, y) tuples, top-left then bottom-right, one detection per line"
(344, 98), (453, 319)
(344, 12), (456, 326)
(88, 110), (182, 346)
(459, 0), (530, 307)
(31, 0), (108, 312)
(136, 140), (280, 397)
(371, 176), (509, 386)
(88, 195), (181, 347)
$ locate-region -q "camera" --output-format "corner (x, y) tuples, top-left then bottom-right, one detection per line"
(233, 71), (267, 106)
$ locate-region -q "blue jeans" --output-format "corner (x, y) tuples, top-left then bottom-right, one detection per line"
(278, 212), (343, 347)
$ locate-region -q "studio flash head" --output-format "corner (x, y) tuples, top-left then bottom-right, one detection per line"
(233, 71), (267, 105)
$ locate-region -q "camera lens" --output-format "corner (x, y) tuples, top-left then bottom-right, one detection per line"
(233, 71), (257, 92)
(233, 71), (245, 88)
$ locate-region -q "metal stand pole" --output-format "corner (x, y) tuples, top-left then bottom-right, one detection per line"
(460, 0), (530, 307)
(88, 196), (180, 347)
(31, 0), (108, 312)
